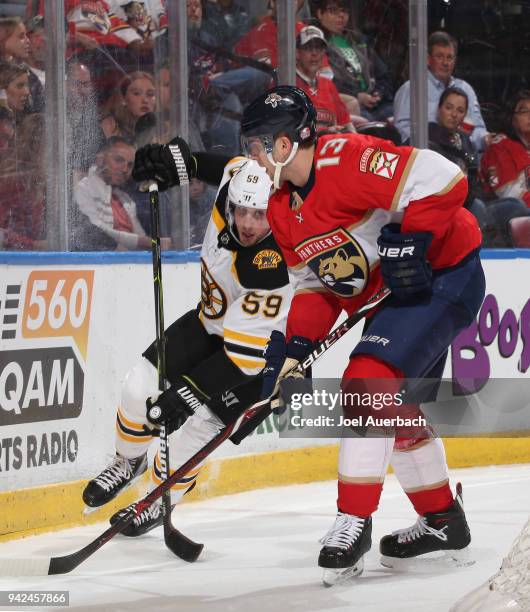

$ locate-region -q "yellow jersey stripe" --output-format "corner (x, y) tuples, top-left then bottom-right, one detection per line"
(224, 328), (269, 347)
(227, 354), (265, 369)
(115, 422), (152, 443)
(117, 406), (146, 432)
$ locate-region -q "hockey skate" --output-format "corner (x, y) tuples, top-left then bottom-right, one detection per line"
(110, 498), (166, 536)
(82, 453), (148, 509)
(380, 483), (472, 570)
(318, 512), (372, 587)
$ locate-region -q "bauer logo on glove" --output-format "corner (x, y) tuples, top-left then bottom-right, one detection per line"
(377, 223), (433, 300)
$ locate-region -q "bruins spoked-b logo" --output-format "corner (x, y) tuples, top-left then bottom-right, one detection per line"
(294, 228), (369, 297)
(200, 259), (227, 319)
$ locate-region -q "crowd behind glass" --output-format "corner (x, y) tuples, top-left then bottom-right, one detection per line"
(0, 0), (529, 252)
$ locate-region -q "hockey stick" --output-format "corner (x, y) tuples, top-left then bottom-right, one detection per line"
(0, 286), (389, 576)
(148, 181), (204, 563)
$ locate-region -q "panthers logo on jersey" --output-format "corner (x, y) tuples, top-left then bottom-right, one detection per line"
(295, 228), (369, 297)
(200, 259), (227, 319)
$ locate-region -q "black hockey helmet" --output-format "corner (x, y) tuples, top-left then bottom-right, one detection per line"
(240, 85), (317, 155)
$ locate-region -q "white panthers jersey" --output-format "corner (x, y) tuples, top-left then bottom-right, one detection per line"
(199, 157), (294, 375)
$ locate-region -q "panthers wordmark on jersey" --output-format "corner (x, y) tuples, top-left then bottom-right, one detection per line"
(199, 158), (293, 375)
(267, 133), (482, 341)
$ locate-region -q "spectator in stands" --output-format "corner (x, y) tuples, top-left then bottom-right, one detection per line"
(63, 0), (143, 50)
(202, 0), (252, 50)
(0, 113), (47, 250)
(154, 64), (204, 151)
(427, 87), (486, 225)
(0, 106), (15, 152)
(295, 25), (354, 133)
(101, 70), (156, 140)
(481, 90), (530, 209)
(0, 16), (44, 112)
(66, 59), (106, 178)
(187, 0), (269, 155)
(25, 15), (46, 88)
(72, 136), (157, 250)
(0, 61), (31, 124)
(234, 0), (306, 68)
(429, 87), (478, 172)
(108, 0), (167, 44)
(394, 31), (490, 152)
(428, 87), (530, 246)
(311, 0), (394, 121)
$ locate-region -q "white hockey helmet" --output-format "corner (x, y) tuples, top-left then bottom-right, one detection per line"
(226, 159), (272, 244)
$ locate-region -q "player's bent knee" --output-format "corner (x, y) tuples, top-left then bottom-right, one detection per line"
(121, 358), (159, 419)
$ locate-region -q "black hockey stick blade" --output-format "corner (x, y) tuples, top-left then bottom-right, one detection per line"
(164, 526), (204, 563)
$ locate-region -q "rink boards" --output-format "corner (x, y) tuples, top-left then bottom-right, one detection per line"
(0, 250), (529, 540)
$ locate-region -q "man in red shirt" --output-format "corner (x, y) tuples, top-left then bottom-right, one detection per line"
(295, 25), (354, 133)
(480, 90), (530, 208)
(132, 87), (485, 585)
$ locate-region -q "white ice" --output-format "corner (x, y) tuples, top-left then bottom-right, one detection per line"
(0, 464), (529, 612)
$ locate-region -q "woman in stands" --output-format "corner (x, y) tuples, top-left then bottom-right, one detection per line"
(101, 70), (156, 140)
(479, 90), (530, 245)
(0, 16), (44, 112)
(481, 90), (530, 209)
(0, 61), (31, 124)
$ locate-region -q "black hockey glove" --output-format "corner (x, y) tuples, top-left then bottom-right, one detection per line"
(132, 136), (195, 191)
(261, 331), (313, 412)
(377, 223), (433, 300)
(146, 377), (206, 433)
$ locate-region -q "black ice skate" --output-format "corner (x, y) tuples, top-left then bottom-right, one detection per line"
(380, 483), (472, 569)
(110, 499), (165, 536)
(82, 453), (148, 509)
(318, 512), (372, 586)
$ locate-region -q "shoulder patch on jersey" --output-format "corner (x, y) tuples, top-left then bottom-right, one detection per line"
(253, 249), (283, 270)
(294, 228), (369, 298)
(367, 149), (400, 179)
(359, 147), (375, 173)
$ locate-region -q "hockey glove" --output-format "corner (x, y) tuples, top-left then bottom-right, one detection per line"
(377, 223), (433, 300)
(132, 136), (195, 191)
(261, 331), (313, 410)
(146, 377), (206, 434)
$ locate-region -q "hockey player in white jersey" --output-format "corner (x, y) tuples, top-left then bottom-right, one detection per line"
(82, 158), (293, 535)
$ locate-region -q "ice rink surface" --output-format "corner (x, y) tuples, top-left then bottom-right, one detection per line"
(0, 463), (528, 612)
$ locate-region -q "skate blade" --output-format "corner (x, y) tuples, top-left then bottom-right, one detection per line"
(83, 505), (101, 516)
(322, 558), (364, 587)
(380, 547), (474, 572)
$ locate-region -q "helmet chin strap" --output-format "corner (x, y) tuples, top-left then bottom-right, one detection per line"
(267, 142), (299, 189)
